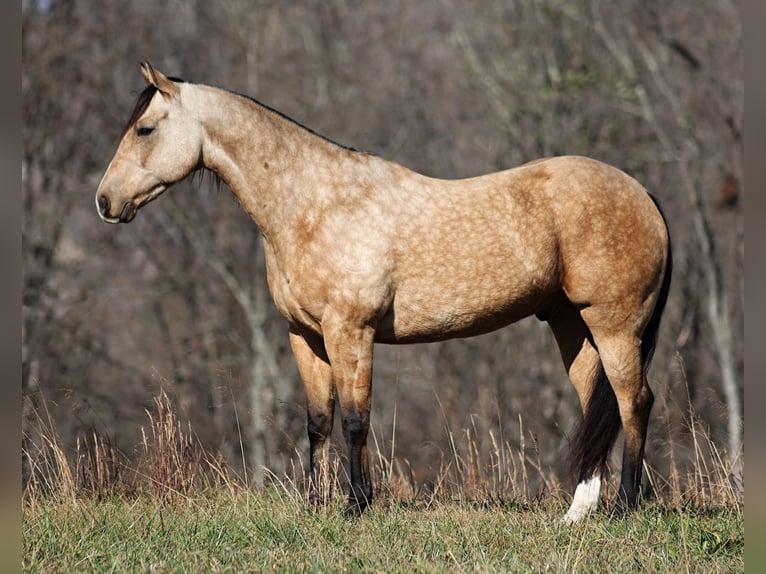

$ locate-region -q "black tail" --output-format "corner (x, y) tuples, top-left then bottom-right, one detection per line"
(640, 195), (673, 369)
(567, 361), (621, 483)
(568, 194), (672, 484)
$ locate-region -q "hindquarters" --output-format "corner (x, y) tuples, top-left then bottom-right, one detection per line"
(546, 176), (672, 521)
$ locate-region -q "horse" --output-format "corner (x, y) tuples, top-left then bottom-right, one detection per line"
(96, 62), (671, 523)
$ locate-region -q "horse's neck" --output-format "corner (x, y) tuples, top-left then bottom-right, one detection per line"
(192, 84), (371, 240)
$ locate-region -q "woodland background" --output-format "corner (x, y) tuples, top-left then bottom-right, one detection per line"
(22, 0), (743, 495)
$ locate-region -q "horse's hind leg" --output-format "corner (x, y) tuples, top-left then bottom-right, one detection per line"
(585, 322), (654, 510)
(547, 301), (605, 523)
(547, 301), (601, 426)
(289, 328), (336, 507)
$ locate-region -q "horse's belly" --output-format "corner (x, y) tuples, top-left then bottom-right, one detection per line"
(374, 286), (552, 344)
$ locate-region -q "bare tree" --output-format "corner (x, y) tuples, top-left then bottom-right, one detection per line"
(23, 0), (742, 494)
(582, 0), (743, 486)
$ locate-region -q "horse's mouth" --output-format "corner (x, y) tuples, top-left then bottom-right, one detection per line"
(98, 213), (122, 224)
(97, 184), (167, 224)
(118, 201), (138, 223)
(96, 199), (138, 224)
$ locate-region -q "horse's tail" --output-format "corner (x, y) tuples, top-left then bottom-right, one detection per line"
(568, 194), (672, 483)
(567, 361), (621, 483)
(639, 195), (673, 370)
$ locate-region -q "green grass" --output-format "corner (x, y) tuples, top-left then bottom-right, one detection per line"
(23, 489), (742, 573)
(22, 389), (744, 572)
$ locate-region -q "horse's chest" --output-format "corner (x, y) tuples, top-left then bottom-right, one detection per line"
(273, 280), (325, 336)
(263, 240), (394, 334)
(263, 249), (325, 332)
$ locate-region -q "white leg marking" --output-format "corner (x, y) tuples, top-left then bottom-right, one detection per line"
(562, 475), (601, 524)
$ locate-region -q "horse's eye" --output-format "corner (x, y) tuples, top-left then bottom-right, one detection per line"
(136, 126), (155, 137)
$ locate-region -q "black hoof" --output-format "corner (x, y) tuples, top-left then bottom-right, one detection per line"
(343, 495), (370, 518)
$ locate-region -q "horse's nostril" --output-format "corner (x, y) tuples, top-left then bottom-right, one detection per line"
(97, 194), (110, 214)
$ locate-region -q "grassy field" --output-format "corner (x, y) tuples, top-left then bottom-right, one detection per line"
(23, 489), (742, 572)
(23, 391), (743, 572)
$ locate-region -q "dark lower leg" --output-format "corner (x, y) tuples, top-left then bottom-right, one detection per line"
(618, 385), (654, 509)
(307, 407), (334, 506)
(343, 409), (372, 515)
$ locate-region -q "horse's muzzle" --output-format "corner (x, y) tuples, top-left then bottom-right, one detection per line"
(96, 194), (135, 223)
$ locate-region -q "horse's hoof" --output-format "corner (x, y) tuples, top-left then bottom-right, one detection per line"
(343, 497), (370, 518)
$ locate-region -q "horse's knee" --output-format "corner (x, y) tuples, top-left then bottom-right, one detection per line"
(307, 409), (333, 444)
(342, 408), (370, 446)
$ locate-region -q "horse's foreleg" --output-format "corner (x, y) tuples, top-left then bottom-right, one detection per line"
(289, 328), (335, 507)
(321, 312), (375, 515)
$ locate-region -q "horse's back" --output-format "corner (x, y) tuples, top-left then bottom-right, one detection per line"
(377, 156), (668, 343)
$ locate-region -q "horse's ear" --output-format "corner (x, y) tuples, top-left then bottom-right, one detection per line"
(140, 61), (178, 97)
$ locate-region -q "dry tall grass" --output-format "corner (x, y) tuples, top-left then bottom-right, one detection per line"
(22, 381), (742, 514)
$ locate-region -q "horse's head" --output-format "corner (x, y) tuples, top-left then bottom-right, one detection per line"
(96, 62), (203, 223)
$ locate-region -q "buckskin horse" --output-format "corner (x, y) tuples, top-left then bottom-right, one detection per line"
(96, 62), (671, 523)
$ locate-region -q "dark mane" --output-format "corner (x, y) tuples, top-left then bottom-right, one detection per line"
(122, 74), (363, 154)
(227, 89), (361, 153)
(121, 76), (186, 137)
